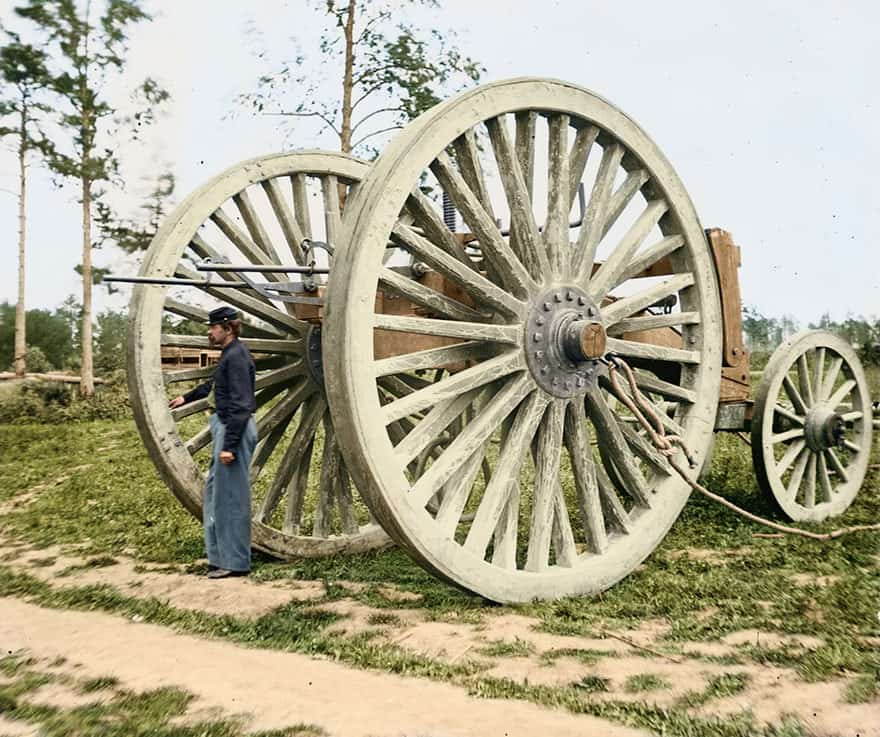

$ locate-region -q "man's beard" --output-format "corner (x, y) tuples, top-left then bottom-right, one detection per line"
(208, 334), (218, 348)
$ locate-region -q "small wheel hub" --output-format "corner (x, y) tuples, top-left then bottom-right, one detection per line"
(524, 285), (606, 398)
(804, 404), (844, 451)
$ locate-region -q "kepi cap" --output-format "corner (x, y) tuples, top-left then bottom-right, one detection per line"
(206, 306), (238, 325)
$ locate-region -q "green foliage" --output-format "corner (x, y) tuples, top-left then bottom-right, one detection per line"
(94, 310), (127, 374)
(0, 301), (75, 370)
(477, 637), (534, 658)
(23, 345), (52, 373)
(624, 673), (672, 693)
(239, 0), (483, 154)
(0, 375), (131, 423)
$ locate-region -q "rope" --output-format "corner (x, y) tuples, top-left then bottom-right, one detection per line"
(605, 356), (880, 542)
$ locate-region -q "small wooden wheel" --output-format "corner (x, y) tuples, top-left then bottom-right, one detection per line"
(326, 78), (722, 602)
(752, 330), (873, 522)
(128, 151), (390, 558)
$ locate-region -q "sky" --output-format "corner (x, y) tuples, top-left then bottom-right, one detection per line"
(0, 0), (877, 325)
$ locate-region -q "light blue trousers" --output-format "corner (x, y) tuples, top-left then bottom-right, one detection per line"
(204, 414), (257, 572)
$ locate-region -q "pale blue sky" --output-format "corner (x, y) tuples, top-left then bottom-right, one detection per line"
(0, 0), (877, 323)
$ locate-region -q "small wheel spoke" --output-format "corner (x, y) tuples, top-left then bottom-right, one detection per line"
(464, 391), (548, 558)
(782, 375), (808, 416)
(604, 337), (700, 365)
(563, 400), (609, 553)
(826, 379), (856, 411)
(772, 428), (805, 444)
(842, 439), (862, 454)
(816, 452), (834, 503)
(431, 152), (536, 297)
(587, 200), (669, 301)
(776, 439), (806, 476)
(544, 113), (571, 277)
(526, 400), (565, 572)
(841, 410), (864, 423)
(819, 356), (843, 402)
(824, 448), (848, 483)
(391, 223), (525, 318)
(601, 273), (695, 326)
(410, 374), (532, 507)
(797, 354), (814, 408)
(786, 447), (810, 499)
(802, 453), (817, 508)
(813, 347), (826, 403)
(574, 142), (625, 282)
(773, 404), (805, 427)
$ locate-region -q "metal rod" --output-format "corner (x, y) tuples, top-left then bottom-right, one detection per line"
(196, 263), (330, 274)
(102, 276), (249, 287)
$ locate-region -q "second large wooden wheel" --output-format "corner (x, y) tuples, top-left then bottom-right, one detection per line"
(326, 78), (723, 602)
(128, 151), (390, 558)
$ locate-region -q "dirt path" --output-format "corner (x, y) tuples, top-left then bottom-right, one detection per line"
(0, 597), (651, 737)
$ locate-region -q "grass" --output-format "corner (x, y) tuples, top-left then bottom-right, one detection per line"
(677, 672), (751, 707)
(624, 673), (672, 693)
(477, 636), (535, 657)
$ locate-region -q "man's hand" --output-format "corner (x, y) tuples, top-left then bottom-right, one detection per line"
(219, 451), (235, 465)
(168, 395), (185, 409)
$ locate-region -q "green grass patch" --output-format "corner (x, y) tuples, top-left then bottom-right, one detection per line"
(539, 647), (615, 666)
(677, 672), (751, 708)
(843, 671), (879, 704)
(77, 676), (120, 694)
(477, 637), (534, 658)
(624, 673), (672, 693)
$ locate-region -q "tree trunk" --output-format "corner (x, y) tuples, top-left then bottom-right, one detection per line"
(14, 106), (27, 378)
(80, 176), (94, 396)
(339, 0), (356, 154)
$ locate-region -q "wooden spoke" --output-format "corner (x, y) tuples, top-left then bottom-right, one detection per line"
(189, 234), (275, 307)
(409, 374), (532, 507)
(773, 404), (805, 426)
(233, 189), (282, 263)
(813, 347), (826, 403)
(174, 264), (306, 335)
(163, 366), (215, 384)
(772, 428), (805, 444)
(563, 400), (608, 554)
(161, 333), (302, 355)
(777, 439), (806, 476)
(525, 400), (565, 572)
(255, 379), (314, 441)
(819, 357), (842, 402)
(607, 311), (700, 335)
(567, 124), (600, 210)
(373, 341), (494, 377)
(486, 115), (548, 279)
(618, 420), (672, 477)
(378, 267), (486, 322)
(601, 273), (695, 326)
(817, 452), (833, 503)
(313, 418), (343, 538)
(514, 111), (537, 199)
(797, 354), (814, 408)
(802, 454), (817, 508)
(600, 168), (651, 243)
(382, 351), (525, 425)
(452, 129), (495, 219)
(291, 173), (313, 241)
(430, 152), (536, 297)
(435, 442), (489, 535)
(628, 370), (697, 404)
(464, 391), (548, 557)
(574, 142), (625, 282)
(605, 337), (700, 365)
(250, 411), (294, 484)
(256, 395), (325, 523)
(614, 235), (685, 287)
(782, 375), (808, 416)
(282, 437), (314, 535)
(374, 314), (522, 345)
(842, 439), (862, 454)
(588, 200), (669, 301)
(405, 190), (479, 271)
(321, 174), (343, 249)
(185, 426), (212, 456)
(826, 379), (856, 411)
(544, 113), (571, 277)
(586, 390), (651, 507)
(209, 208), (280, 276)
(786, 447), (810, 499)
(824, 448), (848, 483)
(171, 397), (210, 422)
(164, 298), (284, 339)
(394, 387), (483, 465)
(262, 177), (306, 265)
(841, 410), (864, 423)
(391, 223), (525, 318)
(550, 479), (578, 568)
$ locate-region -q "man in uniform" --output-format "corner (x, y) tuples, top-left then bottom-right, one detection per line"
(169, 306), (257, 578)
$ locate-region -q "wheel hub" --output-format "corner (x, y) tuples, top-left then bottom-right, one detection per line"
(305, 325), (325, 390)
(524, 285), (606, 398)
(804, 404), (844, 451)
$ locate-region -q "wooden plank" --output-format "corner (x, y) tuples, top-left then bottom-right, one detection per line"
(707, 228), (747, 369)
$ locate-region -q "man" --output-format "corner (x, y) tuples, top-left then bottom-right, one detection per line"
(169, 306), (257, 579)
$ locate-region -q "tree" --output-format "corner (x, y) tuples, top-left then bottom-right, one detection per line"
(0, 301), (75, 371)
(0, 34), (52, 377)
(94, 308), (127, 373)
(239, 0), (483, 155)
(13, 0), (169, 395)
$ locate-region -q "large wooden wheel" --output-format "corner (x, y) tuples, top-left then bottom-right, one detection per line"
(128, 151), (390, 558)
(326, 78), (723, 602)
(752, 330), (873, 522)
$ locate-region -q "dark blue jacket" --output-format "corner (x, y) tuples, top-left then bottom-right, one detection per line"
(183, 338), (256, 452)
